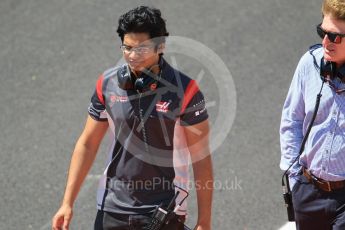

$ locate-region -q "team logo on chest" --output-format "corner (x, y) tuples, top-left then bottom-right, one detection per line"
(110, 95), (129, 103)
(109, 94), (129, 108)
(156, 101), (170, 113)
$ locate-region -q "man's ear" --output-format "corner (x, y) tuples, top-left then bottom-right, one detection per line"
(157, 43), (165, 54)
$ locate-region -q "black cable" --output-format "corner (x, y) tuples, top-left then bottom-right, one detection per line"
(281, 80), (324, 186)
(173, 184), (189, 206)
(280, 78), (324, 222)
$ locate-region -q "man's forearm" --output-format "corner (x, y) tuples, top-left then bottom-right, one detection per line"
(61, 141), (99, 206)
(184, 120), (213, 228)
(192, 155), (213, 226)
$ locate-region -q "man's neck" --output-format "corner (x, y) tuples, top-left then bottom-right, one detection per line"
(336, 61), (345, 68)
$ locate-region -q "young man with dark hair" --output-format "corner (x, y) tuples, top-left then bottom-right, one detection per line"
(280, 0), (345, 229)
(52, 6), (213, 230)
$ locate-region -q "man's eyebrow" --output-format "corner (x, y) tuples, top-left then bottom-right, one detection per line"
(123, 43), (153, 48)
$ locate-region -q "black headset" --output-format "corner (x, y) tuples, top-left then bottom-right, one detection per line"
(320, 57), (345, 82)
(117, 57), (164, 92)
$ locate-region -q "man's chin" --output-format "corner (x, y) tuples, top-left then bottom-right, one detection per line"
(129, 65), (145, 72)
(323, 54), (334, 62)
(324, 55), (345, 66)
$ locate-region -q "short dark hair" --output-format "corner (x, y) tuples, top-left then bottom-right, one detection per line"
(117, 6), (169, 46)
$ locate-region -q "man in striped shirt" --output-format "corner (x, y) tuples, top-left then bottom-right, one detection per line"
(280, 0), (345, 229)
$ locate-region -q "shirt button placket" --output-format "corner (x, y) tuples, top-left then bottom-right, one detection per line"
(322, 108), (338, 176)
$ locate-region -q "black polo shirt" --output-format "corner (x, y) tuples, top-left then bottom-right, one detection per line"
(88, 58), (208, 215)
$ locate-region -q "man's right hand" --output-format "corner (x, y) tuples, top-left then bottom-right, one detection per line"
(51, 116), (108, 230)
(52, 204), (73, 230)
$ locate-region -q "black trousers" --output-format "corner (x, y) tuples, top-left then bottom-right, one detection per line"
(292, 174), (345, 230)
(94, 210), (185, 230)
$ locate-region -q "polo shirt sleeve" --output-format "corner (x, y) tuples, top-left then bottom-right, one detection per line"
(88, 74), (108, 121)
(180, 80), (208, 126)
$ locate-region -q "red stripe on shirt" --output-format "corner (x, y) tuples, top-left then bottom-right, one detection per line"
(96, 74), (105, 105)
(180, 80), (199, 114)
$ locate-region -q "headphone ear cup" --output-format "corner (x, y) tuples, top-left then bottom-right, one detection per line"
(134, 75), (157, 92)
(320, 58), (337, 80)
(134, 77), (145, 92)
(337, 64), (345, 82)
(117, 66), (134, 90)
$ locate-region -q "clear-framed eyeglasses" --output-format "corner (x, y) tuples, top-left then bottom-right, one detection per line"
(120, 44), (155, 55)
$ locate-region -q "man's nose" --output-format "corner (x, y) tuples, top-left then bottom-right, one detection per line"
(323, 34), (331, 44)
(128, 50), (140, 59)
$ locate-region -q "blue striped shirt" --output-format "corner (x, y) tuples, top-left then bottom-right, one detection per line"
(280, 45), (345, 188)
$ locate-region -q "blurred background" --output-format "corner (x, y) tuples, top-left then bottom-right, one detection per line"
(0, 0), (322, 229)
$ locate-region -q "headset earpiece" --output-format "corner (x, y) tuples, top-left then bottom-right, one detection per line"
(320, 57), (337, 81)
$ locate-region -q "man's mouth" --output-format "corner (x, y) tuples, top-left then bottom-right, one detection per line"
(129, 60), (141, 65)
(324, 45), (335, 54)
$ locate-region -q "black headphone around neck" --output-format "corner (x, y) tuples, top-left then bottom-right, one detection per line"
(117, 57), (164, 92)
(320, 57), (345, 83)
